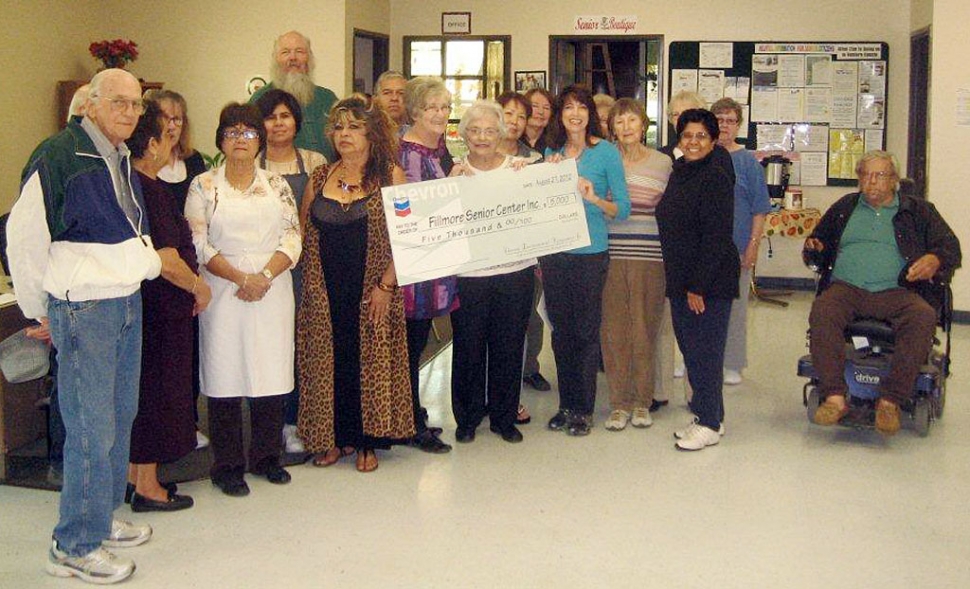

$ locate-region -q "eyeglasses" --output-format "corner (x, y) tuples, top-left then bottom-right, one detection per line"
(860, 171), (895, 181)
(164, 115), (184, 126)
(466, 127), (500, 139)
(223, 128), (259, 141)
(680, 132), (710, 141)
(716, 116), (739, 126)
(423, 104), (451, 114)
(97, 97), (145, 115)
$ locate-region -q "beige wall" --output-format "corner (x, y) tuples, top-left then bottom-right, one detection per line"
(911, 0), (933, 31)
(345, 0), (391, 92)
(1, 1), (348, 213)
(926, 0), (969, 310)
(0, 2), (105, 212)
(389, 0), (913, 280)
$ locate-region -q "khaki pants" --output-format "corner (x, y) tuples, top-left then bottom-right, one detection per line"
(600, 259), (666, 411)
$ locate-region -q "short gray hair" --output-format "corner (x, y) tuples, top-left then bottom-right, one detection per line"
(855, 150), (901, 179)
(88, 68), (139, 102)
(668, 90), (705, 112)
(404, 76), (450, 121)
(458, 100), (507, 140)
(271, 30), (316, 75)
(376, 70), (406, 91)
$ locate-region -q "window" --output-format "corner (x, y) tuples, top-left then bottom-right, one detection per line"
(404, 36), (511, 156)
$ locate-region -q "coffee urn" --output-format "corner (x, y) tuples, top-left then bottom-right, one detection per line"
(761, 155), (791, 206)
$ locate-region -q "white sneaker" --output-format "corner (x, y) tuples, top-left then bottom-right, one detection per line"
(674, 417), (725, 439)
(195, 430), (210, 450)
(674, 365), (685, 378)
(282, 424), (306, 453)
(723, 369), (743, 385)
(103, 519), (152, 548)
(630, 407), (653, 428)
(47, 540), (135, 584)
(675, 423), (721, 451)
(604, 410), (630, 431)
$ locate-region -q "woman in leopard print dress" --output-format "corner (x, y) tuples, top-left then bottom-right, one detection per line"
(296, 95), (414, 473)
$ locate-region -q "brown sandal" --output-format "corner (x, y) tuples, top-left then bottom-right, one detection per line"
(356, 449), (378, 473)
(312, 447), (342, 467)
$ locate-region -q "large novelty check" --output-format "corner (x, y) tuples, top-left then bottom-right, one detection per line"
(381, 160), (591, 285)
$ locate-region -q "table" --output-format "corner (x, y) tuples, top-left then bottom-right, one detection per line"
(754, 208), (823, 307)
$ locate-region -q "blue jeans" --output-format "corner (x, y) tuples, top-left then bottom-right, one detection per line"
(48, 293), (143, 556)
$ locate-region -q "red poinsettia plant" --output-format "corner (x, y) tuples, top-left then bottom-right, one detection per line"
(89, 39), (139, 70)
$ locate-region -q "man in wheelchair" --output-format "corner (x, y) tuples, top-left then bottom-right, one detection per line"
(802, 150), (961, 435)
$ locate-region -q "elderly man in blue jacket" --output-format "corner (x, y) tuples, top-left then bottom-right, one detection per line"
(8, 68), (182, 584)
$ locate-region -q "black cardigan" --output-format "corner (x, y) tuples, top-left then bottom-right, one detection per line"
(656, 151), (740, 300)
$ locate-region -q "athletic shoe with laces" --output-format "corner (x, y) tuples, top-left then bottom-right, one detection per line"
(604, 409), (630, 431)
(47, 539), (135, 584)
(675, 423), (721, 451)
(630, 407), (653, 428)
(673, 416), (725, 439)
(102, 519), (152, 548)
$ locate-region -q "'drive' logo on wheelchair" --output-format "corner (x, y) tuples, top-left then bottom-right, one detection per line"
(854, 372), (881, 385)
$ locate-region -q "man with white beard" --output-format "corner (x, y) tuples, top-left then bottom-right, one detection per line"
(251, 30), (338, 161)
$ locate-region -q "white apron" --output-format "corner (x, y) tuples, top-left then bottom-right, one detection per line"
(199, 169), (295, 398)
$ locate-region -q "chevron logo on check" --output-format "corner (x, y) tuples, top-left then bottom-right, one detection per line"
(393, 195), (411, 217)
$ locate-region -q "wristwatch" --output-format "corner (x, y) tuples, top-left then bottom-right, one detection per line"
(261, 269), (273, 280)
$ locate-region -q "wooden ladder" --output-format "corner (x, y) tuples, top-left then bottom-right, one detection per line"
(584, 43), (615, 96)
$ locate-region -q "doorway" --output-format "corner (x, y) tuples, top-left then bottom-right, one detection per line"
(549, 36), (663, 146)
(353, 29), (389, 94)
(908, 27), (930, 198)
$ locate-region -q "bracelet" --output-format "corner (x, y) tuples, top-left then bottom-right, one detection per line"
(376, 281), (397, 293)
(191, 275), (200, 294)
(241, 275), (249, 290)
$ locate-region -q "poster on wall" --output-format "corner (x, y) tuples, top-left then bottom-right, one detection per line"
(750, 87), (778, 122)
(828, 129), (865, 179)
(777, 55), (806, 87)
(751, 55), (778, 87)
(805, 55), (833, 86)
(699, 42), (733, 68)
(671, 69), (698, 94)
(697, 70), (725, 104)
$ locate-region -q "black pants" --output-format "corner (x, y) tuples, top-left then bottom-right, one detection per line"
(451, 267), (534, 431)
(406, 318), (433, 434)
(541, 252), (610, 415)
(669, 295), (731, 430)
(208, 395), (284, 477)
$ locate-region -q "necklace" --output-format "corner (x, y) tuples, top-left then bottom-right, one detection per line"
(334, 162), (366, 212)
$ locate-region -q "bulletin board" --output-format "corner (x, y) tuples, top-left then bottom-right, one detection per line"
(668, 41), (889, 187)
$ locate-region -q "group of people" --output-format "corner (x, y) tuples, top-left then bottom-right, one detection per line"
(7, 26), (961, 586)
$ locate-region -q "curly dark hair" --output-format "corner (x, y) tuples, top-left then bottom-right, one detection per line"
(497, 91), (532, 120)
(215, 102), (266, 153)
(127, 99), (165, 160)
(255, 89), (304, 135)
(325, 93), (398, 190)
(544, 84), (603, 150)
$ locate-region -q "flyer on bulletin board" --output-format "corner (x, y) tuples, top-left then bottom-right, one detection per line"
(828, 129), (865, 179)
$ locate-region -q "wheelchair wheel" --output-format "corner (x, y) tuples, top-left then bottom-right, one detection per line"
(913, 398), (931, 437)
(806, 386), (820, 423)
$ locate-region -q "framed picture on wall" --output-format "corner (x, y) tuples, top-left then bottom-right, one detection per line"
(515, 70), (546, 92)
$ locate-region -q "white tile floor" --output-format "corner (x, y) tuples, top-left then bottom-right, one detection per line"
(2, 291), (968, 589)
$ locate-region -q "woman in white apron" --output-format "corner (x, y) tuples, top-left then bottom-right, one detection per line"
(185, 103), (301, 497)
(255, 89), (326, 454)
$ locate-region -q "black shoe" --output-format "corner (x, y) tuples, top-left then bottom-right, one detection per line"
(252, 462), (292, 485)
(566, 414), (592, 437)
(411, 430), (452, 454)
(547, 410), (570, 431)
(490, 424), (523, 443)
(649, 399), (669, 413)
(212, 472), (250, 497)
(522, 372), (552, 392)
(125, 481), (178, 504)
(455, 427), (476, 443)
(131, 491), (194, 513)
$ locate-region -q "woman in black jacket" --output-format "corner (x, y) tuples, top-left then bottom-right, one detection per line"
(656, 109), (739, 451)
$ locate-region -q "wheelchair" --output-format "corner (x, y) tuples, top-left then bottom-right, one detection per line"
(797, 286), (953, 437)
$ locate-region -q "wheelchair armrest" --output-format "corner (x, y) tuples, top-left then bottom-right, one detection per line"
(844, 318), (895, 345)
